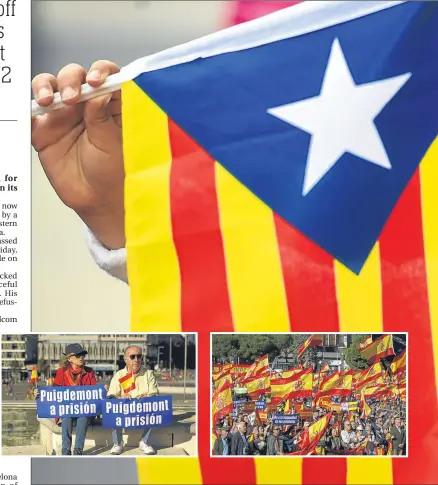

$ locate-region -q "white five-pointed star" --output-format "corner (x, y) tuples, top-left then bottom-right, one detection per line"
(267, 38), (411, 196)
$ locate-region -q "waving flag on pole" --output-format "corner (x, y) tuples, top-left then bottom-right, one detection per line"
(124, 2), (438, 484)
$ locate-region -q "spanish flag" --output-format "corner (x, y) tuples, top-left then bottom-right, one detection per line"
(243, 355), (269, 380)
(281, 366), (303, 379)
(29, 367), (38, 384)
(317, 371), (353, 398)
(271, 366), (313, 403)
(390, 349), (407, 375)
(214, 373), (233, 390)
(360, 389), (372, 419)
(355, 361), (383, 389)
(297, 335), (324, 360)
(359, 334), (395, 364)
(212, 381), (233, 425)
(289, 411), (333, 455)
(242, 373), (270, 397)
(119, 371), (136, 394)
(119, 2), (438, 484)
(359, 336), (373, 350)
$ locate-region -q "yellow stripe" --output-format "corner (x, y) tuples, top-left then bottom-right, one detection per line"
(255, 457), (302, 485)
(335, 245), (393, 485)
(419, 137), (438, 401)
(215, 163), (290, 331)
(137, 458), (202, 485)
(335, 244), (383, 333)
(122, 81), (181, 331)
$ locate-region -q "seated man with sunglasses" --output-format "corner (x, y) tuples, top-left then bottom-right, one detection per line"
(107, 346), (159, 455)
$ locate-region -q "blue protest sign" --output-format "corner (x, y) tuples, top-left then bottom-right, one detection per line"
(36, 385), (106, 419)
(272, 414), (299, 425)
(102, 395), (173, 429)
(233, 399), (245, 408)
(255, 400), (266, 410)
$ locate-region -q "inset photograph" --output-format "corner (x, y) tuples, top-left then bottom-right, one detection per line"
(2, 333), (196, 456)
(211, 333), (406, 456)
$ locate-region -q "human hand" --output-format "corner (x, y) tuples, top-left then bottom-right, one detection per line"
(32, 61), (125, 250)
(34, 389), (40, 398)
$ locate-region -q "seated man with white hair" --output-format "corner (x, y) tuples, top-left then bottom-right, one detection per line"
(107, 345), (159, 455)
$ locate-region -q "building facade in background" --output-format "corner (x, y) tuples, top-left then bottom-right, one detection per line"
(2, 335), (38, 381)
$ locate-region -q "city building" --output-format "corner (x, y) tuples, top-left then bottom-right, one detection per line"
(2, 334), (38, 381)
(37, 334), (149, 379)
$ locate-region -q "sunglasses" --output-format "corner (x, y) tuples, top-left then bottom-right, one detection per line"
(129, 354), (143, 360)
(74, 352), (87, 358)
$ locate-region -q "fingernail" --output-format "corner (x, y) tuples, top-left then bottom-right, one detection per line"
(36, 87), (51, 101)
(61, 86), (77, 100)
(87, 70), (101, 82)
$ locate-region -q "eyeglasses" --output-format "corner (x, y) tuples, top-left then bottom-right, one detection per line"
(74, 352), (87, 358)
(129, 354), (143, 360)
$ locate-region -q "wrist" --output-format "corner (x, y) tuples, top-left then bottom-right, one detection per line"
(78, 201), (125, 250)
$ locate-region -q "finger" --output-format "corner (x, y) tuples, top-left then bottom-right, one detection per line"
(86, 60), (120, 89)
(32, 73), (58, 106)
(56, 63), (87, 106)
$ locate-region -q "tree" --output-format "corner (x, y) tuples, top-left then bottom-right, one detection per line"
(9, 359), (21, 381)
(288, 334), (319, 366)
(345, 334), (369, 370)
(238, 334), (284, 361)
(211, 335), (241, 362)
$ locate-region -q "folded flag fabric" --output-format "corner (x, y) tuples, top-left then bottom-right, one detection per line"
(119, 371), (136, 394)
(359, 334), (395, 364)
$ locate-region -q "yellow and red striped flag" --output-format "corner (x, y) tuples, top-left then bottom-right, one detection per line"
(271, 366), (313, 403)
(359, 336), (372, 350)
(281, 365), (303, 379)
(243, 355), (269, 380)
(126, 1), (438, 484)
(289, 411), (333, 455)
(317, 371), (353, 399)
(360, 389), (372, 419)
(359, 334), (395, 364)
(355, 361), (383, 390)
(29, 366), (39, 384)
(119, 371), (136, 394)
(212, 381), (233, 425)
(297, 335), (324, 360)
(391, 349), (407, 375)
(242, 373), (270, 397)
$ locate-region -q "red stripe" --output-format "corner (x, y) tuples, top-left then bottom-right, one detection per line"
(379, 171), (438, 484)
(168, 121), (256, 484)
(274, 216), (346, 485)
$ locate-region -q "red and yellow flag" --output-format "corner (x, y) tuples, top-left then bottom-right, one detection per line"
(317, 371), (353, 398)
(243, 355), (269, 380)
(212, 381), (233, 425)
(281, 366), (303, 379)
(271, 366), (313, 403)
(360, 389), (372, 419)
(242, 373), (270, 397)
(214, 373), (233, 390)
(391, 349), (407, 375)
(360, 334), (395, 364)
(355, 361), (383, 390)
(297, 334), (324, 359)
(30, 366), (39, 384)
(119, 371), (136, 394)
(290, 411), (333, 455)
(127, 1), (438, 484)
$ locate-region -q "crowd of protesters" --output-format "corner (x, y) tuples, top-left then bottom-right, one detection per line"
(213, 396), (406, 456)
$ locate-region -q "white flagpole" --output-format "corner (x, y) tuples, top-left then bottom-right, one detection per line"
(31, 72), (123, 117)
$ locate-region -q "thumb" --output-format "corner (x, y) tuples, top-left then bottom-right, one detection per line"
(82, 92), (121, 150)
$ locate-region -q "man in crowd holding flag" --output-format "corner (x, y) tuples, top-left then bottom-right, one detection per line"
(107, 345), (159, 455)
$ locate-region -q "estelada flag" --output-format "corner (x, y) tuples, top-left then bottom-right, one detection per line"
(117, 1), (438, 484)
(391, 349), (407, 375)
(297, 335), (324, 360)
(212, 380), (233, 425)
(360, 334), (395, 364)
(29, 366), (39, 384)
(242, 374), (270, 397)
(119, 371), (136, 394)
(271, 366), (313, 403)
